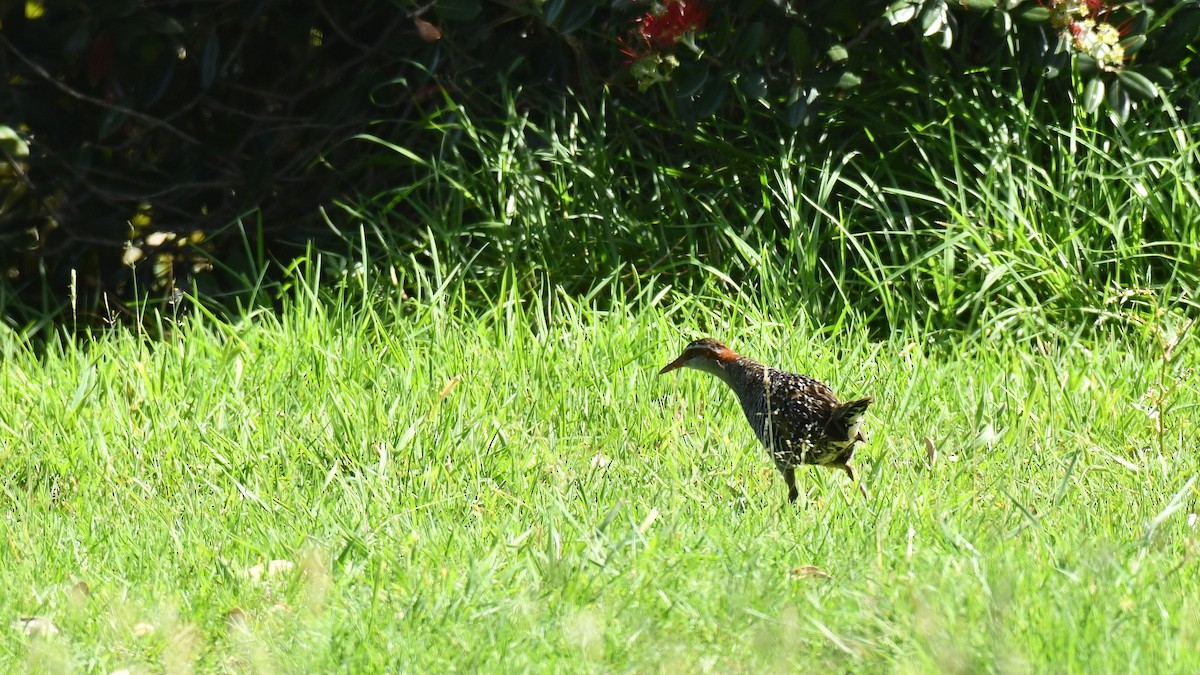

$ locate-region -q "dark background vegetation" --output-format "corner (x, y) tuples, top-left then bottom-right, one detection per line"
(0, 0), (1197, 335)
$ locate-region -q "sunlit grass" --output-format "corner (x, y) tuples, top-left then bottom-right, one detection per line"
(2, 270), (1197, 671)
(344, 79), (1200, 339)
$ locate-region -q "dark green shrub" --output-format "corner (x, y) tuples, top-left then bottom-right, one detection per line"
(0, 0), (1195, 331)
(0, 0), (600, 326)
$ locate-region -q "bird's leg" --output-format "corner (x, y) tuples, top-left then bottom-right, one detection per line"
(783, 466), (799, 503)
(837, 463), (869, 500)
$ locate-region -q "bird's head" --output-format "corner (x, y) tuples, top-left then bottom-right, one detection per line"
(658, 337), (740, 376)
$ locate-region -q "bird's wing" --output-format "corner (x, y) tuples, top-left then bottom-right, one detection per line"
(761, 372), (841, 443)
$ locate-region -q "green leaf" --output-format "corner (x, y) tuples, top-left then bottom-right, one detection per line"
(731, 22), (765, 62)
(827, 44), (849, 63)
(549, 2), (592, 33)
(937, 20), (954, 49)
(836, 71), (862, 90)
(149, 13), (184, 35)
(692, 82), (727, 119)
(991, 8), (1012, 33)
(672, 64), (709, 99)
(1119, 34), (1146, 55)
(1082, 77), (1104, 114)
(960, 0), (997, 10)
(1105, 80), (1130, 123)
(435, 0), (482, 22)
(0, 125), (29, 158)
(1128, 10), (1150, 35)
(919, 3), (946, 36)
(884, 0), (921, 26)
(787, 27), (811, 70)
(544, 0), (566, 25)
(143, 57), (176, 106)
(784, 87), (812, 128)
(1017, 6), (1051, 22)
(1076, 54), (1098, 77)
(201, 34), (220, 89)
(737, 72), (768, 100)
(1141, 66), (1174, 87)
(1042, 49), (1068, 79)
(1117, 70), (1158, 100)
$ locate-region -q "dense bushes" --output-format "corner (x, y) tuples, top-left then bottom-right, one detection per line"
(0, 0), (598, 324)
(0, 0), (1197, 333)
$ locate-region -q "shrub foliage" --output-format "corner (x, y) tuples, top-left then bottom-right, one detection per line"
(0, 0), (1196, 329)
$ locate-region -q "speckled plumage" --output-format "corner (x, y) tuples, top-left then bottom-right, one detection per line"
(659, 337), (874, 502)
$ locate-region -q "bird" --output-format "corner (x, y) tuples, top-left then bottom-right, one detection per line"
(658, 337), (874, 503)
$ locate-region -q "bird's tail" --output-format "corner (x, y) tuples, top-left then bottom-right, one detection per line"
(824, 396), (874, 442)
(835, 396), (874, 425)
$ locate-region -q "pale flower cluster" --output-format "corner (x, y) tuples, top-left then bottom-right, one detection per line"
(1045, 0), (1102, 27)
(1044, 0), (1126, 71)
(1071, 20), (1125, 71)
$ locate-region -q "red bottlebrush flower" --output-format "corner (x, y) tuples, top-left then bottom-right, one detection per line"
(620, 1), (707, 90)
(1039, 0), (1114, 30)
(619, 35), (648, 65)
(636, 1), (709, 50)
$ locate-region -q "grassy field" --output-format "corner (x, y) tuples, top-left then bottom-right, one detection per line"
(2, 10), (1197, 672)
(2, 274), (1197, 672)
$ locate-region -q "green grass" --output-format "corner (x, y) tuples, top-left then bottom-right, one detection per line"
(3, 272), (1197, 672)
(4, 64), (1198, 674)
(340, 79), (1200, 339)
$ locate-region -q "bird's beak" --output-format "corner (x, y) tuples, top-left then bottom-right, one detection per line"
(658, 356), (686, 375)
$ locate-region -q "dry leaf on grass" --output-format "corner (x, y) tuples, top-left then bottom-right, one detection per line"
(243, 559), (295, 582)
(787, 565), (831, 580)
